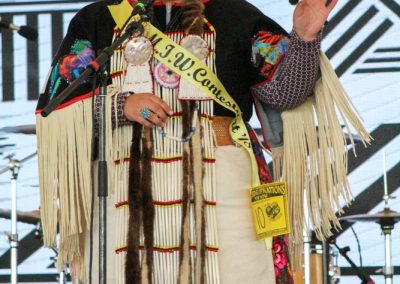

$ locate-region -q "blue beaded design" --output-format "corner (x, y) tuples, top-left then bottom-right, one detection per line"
(139, 107), (151, 120)
(156, 103), (199, 143)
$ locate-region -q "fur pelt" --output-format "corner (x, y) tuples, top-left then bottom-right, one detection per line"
(178, 100), (193, 283)
(141, 128), (155, 283)
(126, 123), (144, 283)
(182, 0), (205, 35)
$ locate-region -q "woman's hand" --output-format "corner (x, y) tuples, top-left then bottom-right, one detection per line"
(123, 93), (173, 128)
(293, 0), (338, 41)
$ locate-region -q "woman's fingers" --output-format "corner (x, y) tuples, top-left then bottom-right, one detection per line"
(136, 115), (156, 128)
(151, 96), (174, 116)
(123, 93), (172, 128)
(152, 106), (169, 124)
(327, 0), (338, 10)
(305, 0), (337, 10)
(145, 108), (167, 127)
(143, 99), (170, 127)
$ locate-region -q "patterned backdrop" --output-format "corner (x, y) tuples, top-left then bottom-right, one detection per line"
(0, 0), (399, 282)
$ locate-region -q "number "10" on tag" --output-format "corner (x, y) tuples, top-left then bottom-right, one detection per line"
(250, 181), (291, 240)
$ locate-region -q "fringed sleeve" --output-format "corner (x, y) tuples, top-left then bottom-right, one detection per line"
(250, 30), (321, 110)
(35, 6), (116, 280)
(249, 27), (371, 271)
(35, 11), (97, 280)
(36, 10), (98, 110)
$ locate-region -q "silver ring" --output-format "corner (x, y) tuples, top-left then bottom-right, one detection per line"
(139, 107), (152, 120)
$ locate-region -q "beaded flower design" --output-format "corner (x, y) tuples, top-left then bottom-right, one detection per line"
(49, 39), (95, 100)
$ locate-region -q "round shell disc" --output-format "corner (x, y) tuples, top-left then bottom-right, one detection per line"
(180, 35), (209, 60)
(124, 36), (153, 65)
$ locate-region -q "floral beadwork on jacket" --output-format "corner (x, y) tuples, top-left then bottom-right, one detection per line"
(252, 32), (289, 80)
(49, 39), (95, 100)
(273, 234), (293, 283)
(247, 126), (294, 284)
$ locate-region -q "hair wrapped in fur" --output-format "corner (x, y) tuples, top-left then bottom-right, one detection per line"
(178, 100), (194, 284)
(180, 1), (206, 282)
(126, 0), (207, 282)
(126, 124), (155, 283)
(182, 0), (205, 35)
(126, 123), (144, 283)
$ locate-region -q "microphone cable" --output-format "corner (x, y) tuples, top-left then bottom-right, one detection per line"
(350, 225), (363, 268)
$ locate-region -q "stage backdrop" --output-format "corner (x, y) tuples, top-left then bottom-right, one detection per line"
(0, 0), (399, 283)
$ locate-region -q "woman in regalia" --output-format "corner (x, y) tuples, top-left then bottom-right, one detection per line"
(36, 0), (369, 283)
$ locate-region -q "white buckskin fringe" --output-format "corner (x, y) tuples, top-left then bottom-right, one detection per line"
(270, 146), (283, 181)
(36, 97), (93, 282)
(36, 85), (120, 281)
(110, 28), (220, 283)
(275, 52), (372, 269)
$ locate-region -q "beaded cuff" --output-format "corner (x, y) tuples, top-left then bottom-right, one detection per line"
(113, 92), (132, 128)
(251, 29), (321, 110)
(94, 92), (132, 133)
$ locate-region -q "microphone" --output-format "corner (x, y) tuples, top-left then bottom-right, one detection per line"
(116, 0), (154, 39)
(131, 0), (154, 16)
(0, 17), (38, 41)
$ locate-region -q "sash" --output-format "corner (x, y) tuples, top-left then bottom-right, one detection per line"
(144, 22), (261, 188)
(108, 1), (285, 245)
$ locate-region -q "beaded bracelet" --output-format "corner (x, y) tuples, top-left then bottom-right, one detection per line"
(156, 102), (199, 143)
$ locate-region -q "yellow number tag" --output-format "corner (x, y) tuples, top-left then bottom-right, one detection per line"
(250, 182), (291, 240)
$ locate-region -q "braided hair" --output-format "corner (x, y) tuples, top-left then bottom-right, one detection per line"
(181, 0), (205, 35)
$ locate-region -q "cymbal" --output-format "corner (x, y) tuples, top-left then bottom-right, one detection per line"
(339, 209), (400, 223)
(0, 124), (36, 135)
(0, 208), (40, 225)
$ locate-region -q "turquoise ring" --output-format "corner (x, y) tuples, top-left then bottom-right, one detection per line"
(139, 107), (152, 120)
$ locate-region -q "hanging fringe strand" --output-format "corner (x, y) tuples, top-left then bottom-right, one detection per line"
(274, 52), (372, 269)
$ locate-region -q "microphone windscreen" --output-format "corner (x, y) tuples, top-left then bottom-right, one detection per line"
(18, 26), (38, 41)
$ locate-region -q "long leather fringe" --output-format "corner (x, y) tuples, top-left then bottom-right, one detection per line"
(36, 96), (98, 282)
(274, 52), (372, 270)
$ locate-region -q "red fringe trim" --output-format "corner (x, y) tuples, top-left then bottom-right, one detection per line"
(116, 244), (218, 254)
(115, 199), (216, 208)
(152, 157), (183, 163)
(114, 157), (215, 165)
(111, 70), (127, 78)
(35, 90), (98, 114)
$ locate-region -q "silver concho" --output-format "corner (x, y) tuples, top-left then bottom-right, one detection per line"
(180, 35), (209, 60)
(124, 36), (153, 65)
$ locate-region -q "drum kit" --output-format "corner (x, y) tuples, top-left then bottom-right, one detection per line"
(293, 241), (341, 284)
(338, 208), (400, 284)
(0, 126), (398, 283)
(0, 125), (69, 283)
(294, 160), (399, 284)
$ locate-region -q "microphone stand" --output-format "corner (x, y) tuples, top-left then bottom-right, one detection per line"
(40, 14), (149, 284)
(98, 63), (108, 284)
(40, 16), (147, 117)
(333, 243), (375, 284)
(0, 152), (37, 284)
